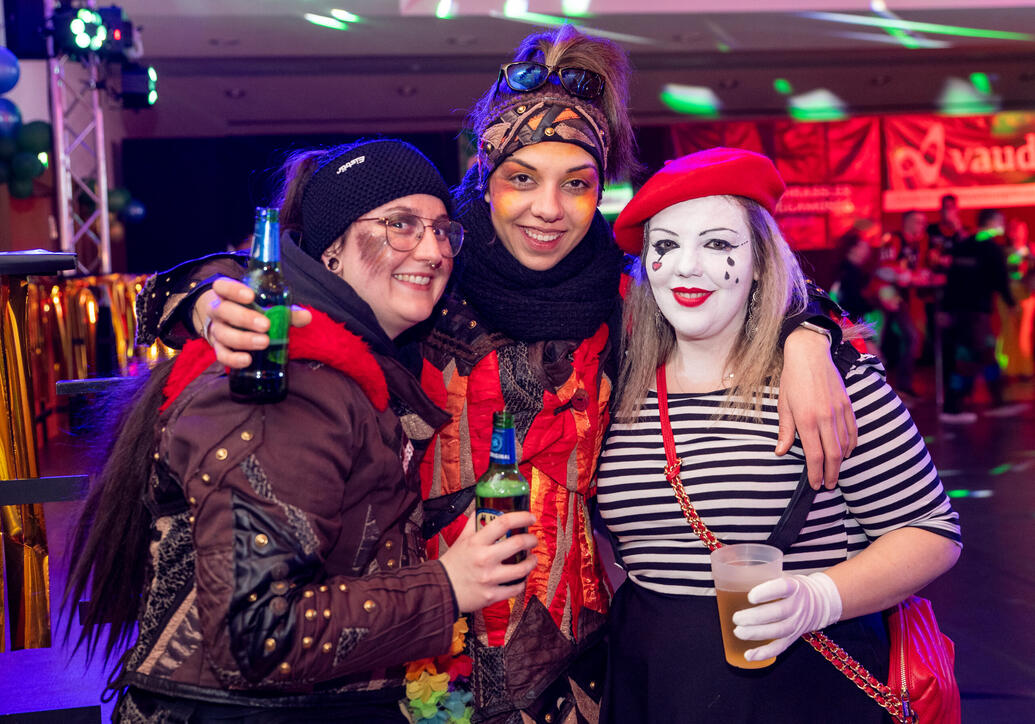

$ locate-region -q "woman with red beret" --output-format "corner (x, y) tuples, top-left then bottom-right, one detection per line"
(598, 147), (961, 722)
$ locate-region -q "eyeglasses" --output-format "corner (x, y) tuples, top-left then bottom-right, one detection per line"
(356, 213), (464, 258)
(495, 61), (605, 100)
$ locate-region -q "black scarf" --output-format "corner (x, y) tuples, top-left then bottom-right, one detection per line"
(452, 167), (624, 343)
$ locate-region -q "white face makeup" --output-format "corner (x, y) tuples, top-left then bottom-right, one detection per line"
(645, 195), (755, 346)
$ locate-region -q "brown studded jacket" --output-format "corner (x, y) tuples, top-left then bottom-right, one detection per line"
(115, 305), (457, 707)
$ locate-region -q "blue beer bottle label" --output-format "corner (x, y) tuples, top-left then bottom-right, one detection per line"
(489, 426), (516, 465)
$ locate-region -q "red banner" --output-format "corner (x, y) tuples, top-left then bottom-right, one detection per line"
(671, 118), (881, 250)
(883, 112), (1035, 211)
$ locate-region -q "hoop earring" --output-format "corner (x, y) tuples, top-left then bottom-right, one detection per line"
(326, 257), (340, 272)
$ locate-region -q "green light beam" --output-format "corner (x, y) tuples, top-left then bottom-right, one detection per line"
(489, 11), (655, 45)
(801, 12), (1034, 42)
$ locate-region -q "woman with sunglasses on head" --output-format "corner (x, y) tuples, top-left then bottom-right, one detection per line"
(67, 140), (537, 723)
(598, 148), (960, 723)
(134, 26), (858, 723)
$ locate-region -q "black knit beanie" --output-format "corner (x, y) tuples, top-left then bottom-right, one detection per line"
(300, 139), (453, 260)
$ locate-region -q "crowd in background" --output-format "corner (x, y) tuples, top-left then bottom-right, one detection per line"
(835, 194), (1034, 422)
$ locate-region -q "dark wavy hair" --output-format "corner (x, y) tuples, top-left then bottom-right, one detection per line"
(467, 24), (639, 183)
(63, 361), (175, 662)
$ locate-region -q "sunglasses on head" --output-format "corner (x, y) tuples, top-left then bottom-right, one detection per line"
(495, 61), (605, 100)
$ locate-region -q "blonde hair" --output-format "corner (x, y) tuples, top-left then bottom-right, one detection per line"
(615, 197), (808, 423)
(468, 24), (639, 182)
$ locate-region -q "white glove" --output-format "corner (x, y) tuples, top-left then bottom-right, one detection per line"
(732, 571), (843, 662)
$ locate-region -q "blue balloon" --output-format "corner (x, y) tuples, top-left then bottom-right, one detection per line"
(0, 98), (21, 138)
(122, 199), (147, 223)
(0, 48), (19, 95)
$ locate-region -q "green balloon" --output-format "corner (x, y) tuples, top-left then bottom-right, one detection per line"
(9, 176), (34, 198)
(10, 151), (43, 180)
(15, 121), (52, 154)
(108, 186), (131, 212)
(0, 136), (16, 160)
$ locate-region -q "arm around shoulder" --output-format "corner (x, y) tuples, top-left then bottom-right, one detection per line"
(135, 253), (246, 347)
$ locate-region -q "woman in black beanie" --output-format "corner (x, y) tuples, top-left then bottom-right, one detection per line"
(67, 139), (537, 722)
(132, 26), (858, 724)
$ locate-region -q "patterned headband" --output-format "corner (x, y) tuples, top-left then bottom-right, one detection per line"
(477, 94), (610, 185)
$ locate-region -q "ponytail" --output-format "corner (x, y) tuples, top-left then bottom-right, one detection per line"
(64, 360), (175, 662)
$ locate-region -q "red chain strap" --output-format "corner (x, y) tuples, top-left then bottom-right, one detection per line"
(654, 366), (913, 724)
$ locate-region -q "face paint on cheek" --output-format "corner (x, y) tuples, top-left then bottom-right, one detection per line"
(489, 182), (521, 218)
(355, 229), (395, 275)
(572, 192), (597, 227)
(652, 260), (663, 272)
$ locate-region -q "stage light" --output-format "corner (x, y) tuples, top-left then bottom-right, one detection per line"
(435, 0), (455, 19)
(51, 5), (133, 59)
(660, 84), (721, 118)
(122, 63), (157, 109)
(938, 77), (999, 116)
(787, 89), (847, 121)
(53, 7), (106, 57)
(304, 13), (348, 30)
(330, 9), (360, 23)
(970, 72), (992, 94)
(504, 0), (529, 17)
(562, 0), (592, 16)
(773, 78), (793, 95)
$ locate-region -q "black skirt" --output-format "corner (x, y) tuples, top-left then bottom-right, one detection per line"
(602, 582), (894, 724)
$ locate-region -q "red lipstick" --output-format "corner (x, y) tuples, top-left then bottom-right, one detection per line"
(671, 287), (713, 308)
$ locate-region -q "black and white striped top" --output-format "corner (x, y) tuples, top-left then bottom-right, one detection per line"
(597, 358), (961, 596)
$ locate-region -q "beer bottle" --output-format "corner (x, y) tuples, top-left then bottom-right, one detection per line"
(475, 411), (531, 582)
(229, 207), (291, 403)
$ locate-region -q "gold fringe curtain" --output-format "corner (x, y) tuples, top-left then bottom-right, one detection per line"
(2, 274), (175, 652)
(1, 278), (48, 651)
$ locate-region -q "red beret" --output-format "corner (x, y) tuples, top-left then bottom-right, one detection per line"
(613, 147), (786, 255)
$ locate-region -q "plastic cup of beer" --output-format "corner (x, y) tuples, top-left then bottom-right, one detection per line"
(710, 543), (783, 669)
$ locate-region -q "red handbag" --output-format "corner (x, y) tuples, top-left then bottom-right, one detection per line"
(887, 595), (961, 723)
(656, 366), (961, 723)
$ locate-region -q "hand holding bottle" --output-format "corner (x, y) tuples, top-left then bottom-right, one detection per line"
(439, 512), (539, 613)
(194, 277), (312, 369)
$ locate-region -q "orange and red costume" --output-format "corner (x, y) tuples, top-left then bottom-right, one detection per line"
(419, 292), (614, 723)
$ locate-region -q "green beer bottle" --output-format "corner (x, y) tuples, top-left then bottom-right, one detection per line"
(475, 411), (531, 582)
(229, 207), (291, 403)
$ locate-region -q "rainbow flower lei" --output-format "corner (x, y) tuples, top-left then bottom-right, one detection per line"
(403, 617), (474, 724)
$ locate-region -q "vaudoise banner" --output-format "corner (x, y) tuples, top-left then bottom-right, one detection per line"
(670, 112), (1035, 250)
(884, 114), (1035, 212)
